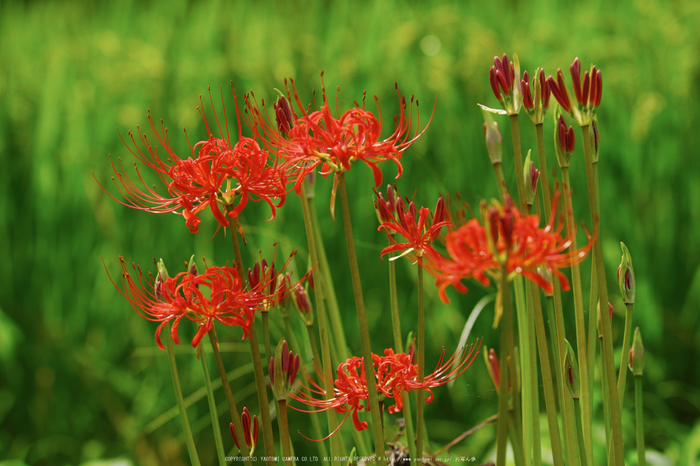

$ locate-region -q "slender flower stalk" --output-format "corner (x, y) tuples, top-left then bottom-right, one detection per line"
(165, 322), (201, 466)
(617, 242), (636, 405)
(630, 328), (646, 466)
(199, 343), (227, 466)
(555, 113), (592, 459)
(495, 271), (513, 466)
(299, 183), (345, 465)
(338, 173), (386, 460)
(514, 276), (534, 466)
(581, 121), (624, 465)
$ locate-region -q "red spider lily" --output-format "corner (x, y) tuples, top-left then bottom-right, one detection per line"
(95, 88), (287, 234)
(377, 190), (451, 262)
(522, 69), (551, 125)
(424, 193), (592, 304)
(106, 252), (301, 349)
(288, 341), (481, 437)
(488, 53), (522, 115)
(243, 75), (433, 211)
(547, 58), (602, 125)
(554, 113), (576, 168)
(230, 407), (259, 455)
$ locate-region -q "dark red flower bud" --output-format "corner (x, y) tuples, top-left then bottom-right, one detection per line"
(539, 69), (550, 108)
(582, 71), (591, 106)
(488, 348), (500, 388)
(274, 96), (294, 135)
(489, 66), (502, 101)
(570, 57), (582, 105)
(230, 422), (240, 449)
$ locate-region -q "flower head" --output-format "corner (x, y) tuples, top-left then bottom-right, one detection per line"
(288, 341), (480, 436)
(230, 407), (259, 457)
(522, 68), (551, 124)
(424, 193), (592, 305)
(96, 88), (287, 234)
(376, 188), (450, 262)
(489, 53), (522, 115)
(107, 251), (300, 349)
(547, 57), (603, 126)
(554, 113), (576, 168)
(244, 75), (432, 215)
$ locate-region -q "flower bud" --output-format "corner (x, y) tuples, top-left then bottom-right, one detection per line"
(274, 95), (293, 136)
(187, 254), (198, 277)
(271, 339), (299, 401)
(156, 258), (170, 281)
(523, 150), (539, 207)
(618, 242), (636, 304)
(482, 110), (503, 165)
(554, 111), (575, 168)
(629, 327), (645, 377)
(563, 339), (580, 399)
(485, 348), (501, 390)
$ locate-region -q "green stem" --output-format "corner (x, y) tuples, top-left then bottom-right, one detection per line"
(337, 174), (386, 462)
(309, 195), (350, 362)
(300, 184), (344, 466)
(563, 392), (580, 466)
(262, 312), (272, 365)
(587, 257), (598, 439)
(279, 400), (294, 466)
(635, 377), (646, 466)
(388, 256), (417, 462)
(508, 114), (527, 211)
(581, 124), (624, 466)
(306, 323), (322, 370)
(574, 399), (589, 466)
(531, 289), (565, 465)
(617, 303), (634, 407)
(514, 277), (533, 466)
(199, 343), (226, 466)
(496, 271), (513, 466)
(248, 325), (277, 465)
(208, 328), (250, 466)
(545, 297), (564, 415)
(534, 124), (553, 215)
(165, 323), (201, 466)
(283, 316), (330, 466)
(560, 166), (592, 461)
(416, 265), (426, 462)
(599, 336), (612, 456)
(493, 162), (508, 202)
(508, 411), (527, 466)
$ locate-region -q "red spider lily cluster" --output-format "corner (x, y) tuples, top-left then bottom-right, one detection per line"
(243, 76), (433, 213)
(547, 57), (603, 125)
(230, 407), (259, 455)
(375, 185), (450, 261)
(424, 194), (592, 304)
(106, 253), (300, 349)
(96, 91), (287, 234)
(288, 341), (480, 436)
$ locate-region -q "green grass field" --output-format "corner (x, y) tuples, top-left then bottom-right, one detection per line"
(1, 0), (700, 464)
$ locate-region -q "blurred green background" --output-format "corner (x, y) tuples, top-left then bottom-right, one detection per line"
(2, 0), (700, 464)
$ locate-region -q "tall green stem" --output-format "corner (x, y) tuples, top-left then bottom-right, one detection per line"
(208, 328), (250, 466)
(560, 167), (592, 460)
(282, 316), (330, 466)
(247, 325), (276, 465)
(309, 196), (350, 362)
(416, 265), (426, 462)
(279, 400), (294, 466)
(508, 115), (527, 211)
(165, 323), (201, 466)
(545, 297), (564, 415)
(227, 222), (276, 465)
(337, 174), (386, 462)
(574, 399), (589, 466)
(514, 277), (533, 466)
(635, 377), (646, 466)
(534, 124), (553, 211)
(581, 124), (624, 465)
(389, 257), (417, 461)
(299, 184), (344, 466)
(617, 303), (634, 406)
(493, 162), (508, 202)
(261, 312), (272, 364)
(530, 287), (564, 465)
(587, 258), (598, 431)
(199, 343), (226, 466)
(496, 270), (513, 466)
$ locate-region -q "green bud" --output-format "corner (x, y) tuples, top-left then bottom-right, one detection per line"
(563, 339), (580, 399)
(629, 327), (645, 377)
(523, 150), (539, 207)
(617, 242), (636, 304)
(156, 258), (170, 281)
(482, 110), (503, 165)
(186, 254), (197, 276)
